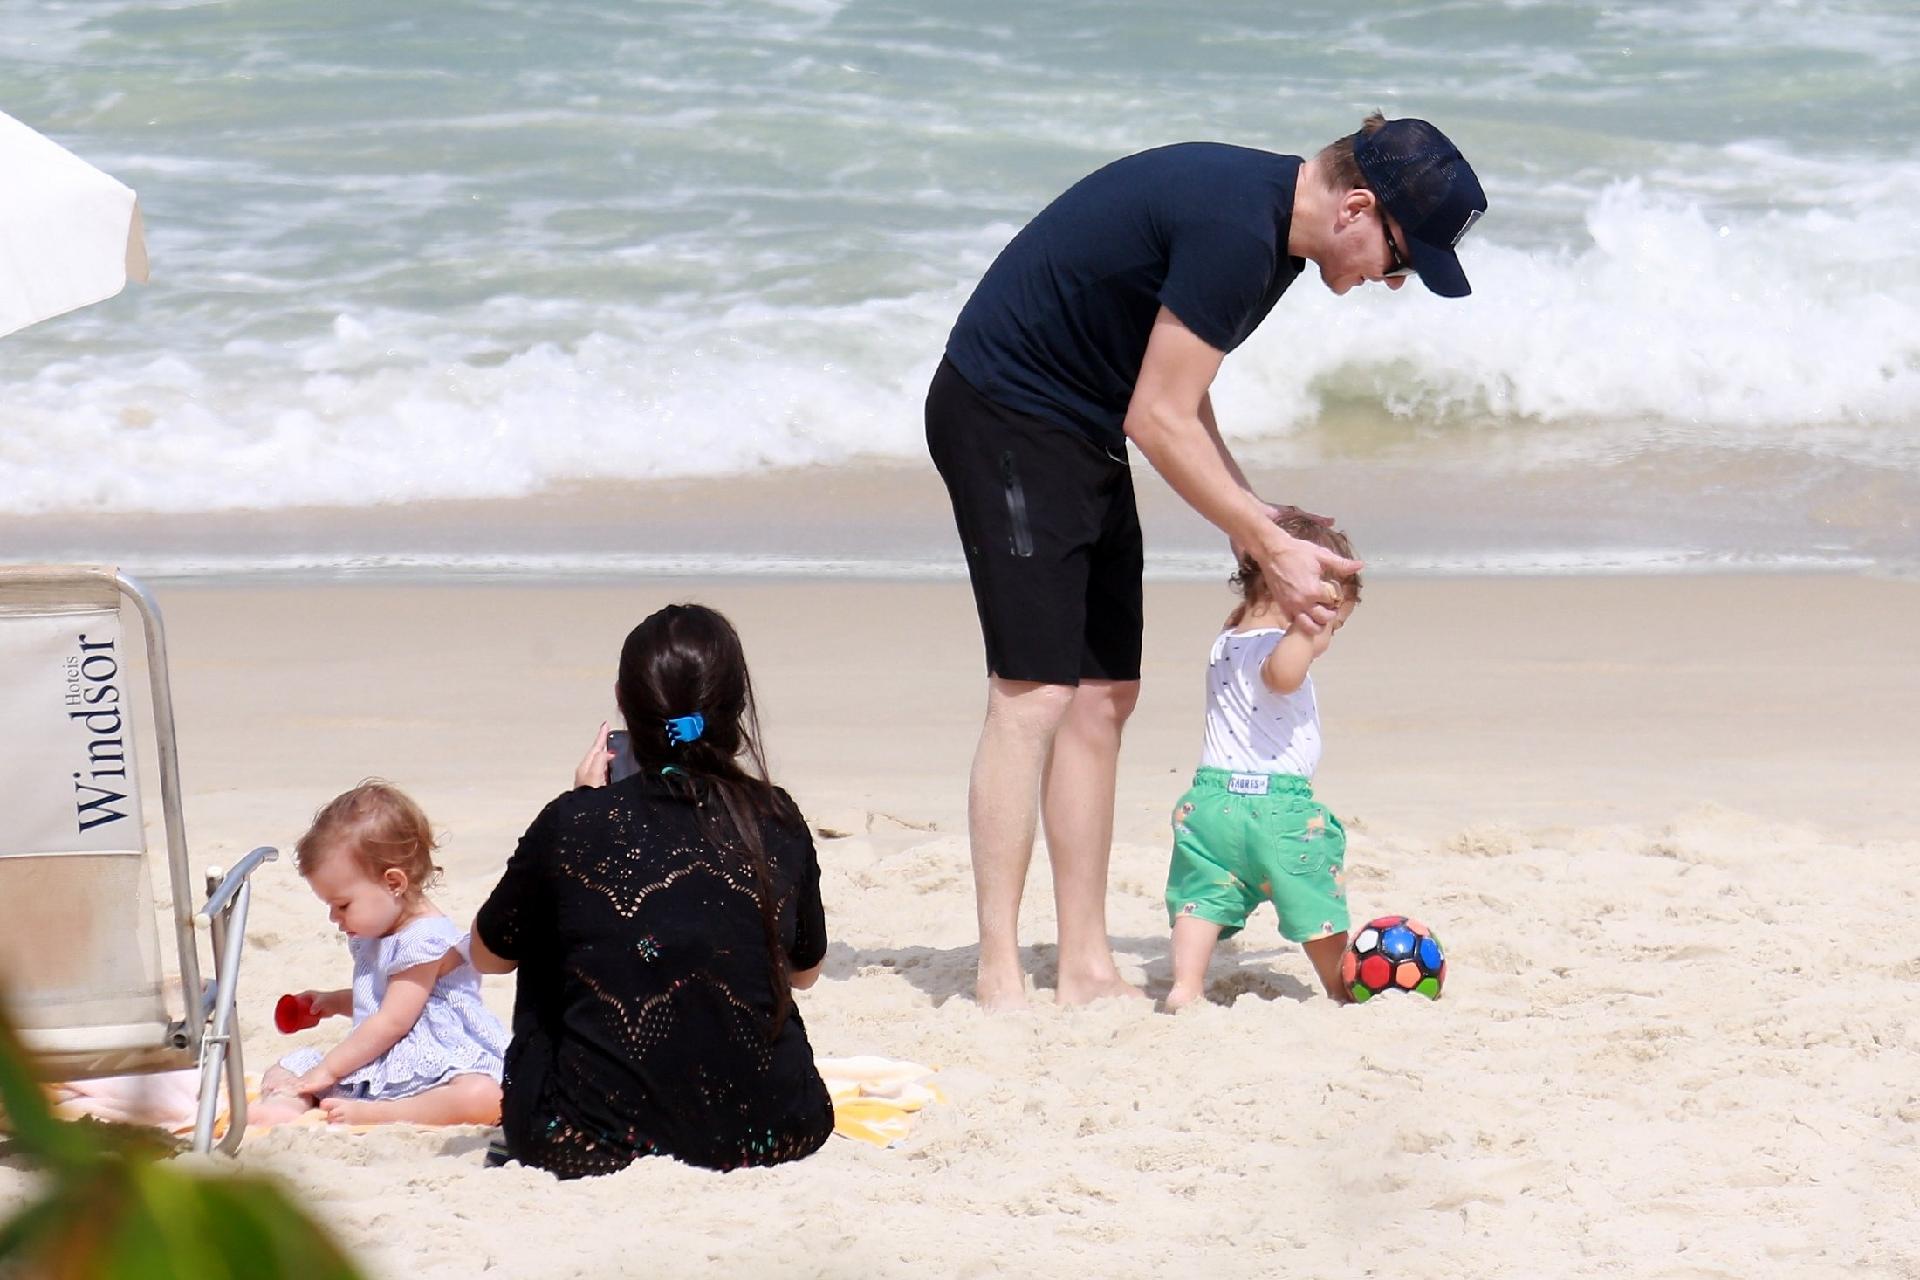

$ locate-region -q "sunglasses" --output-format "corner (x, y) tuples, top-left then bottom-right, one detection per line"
(1380, 215), (1415, 279)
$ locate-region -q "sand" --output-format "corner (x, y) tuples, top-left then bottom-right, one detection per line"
(4, 572), (1918, 1278)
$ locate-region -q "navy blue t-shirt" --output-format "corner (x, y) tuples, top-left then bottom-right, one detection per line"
(945, 142), (1305, 449)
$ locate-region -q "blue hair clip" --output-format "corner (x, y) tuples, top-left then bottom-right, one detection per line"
(664, 713), (705, 746)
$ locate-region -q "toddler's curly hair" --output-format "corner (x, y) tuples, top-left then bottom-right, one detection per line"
(294, 780), (442, 897)
(1228, 512), (1363, 627)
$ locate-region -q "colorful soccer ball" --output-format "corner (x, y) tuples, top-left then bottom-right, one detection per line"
(1341, 914), (1446, 1002)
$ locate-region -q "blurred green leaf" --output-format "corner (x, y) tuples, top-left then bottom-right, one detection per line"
(0, 1009), (92, 1172)
(0, 1000), (367, 1280)
(0, 1190), (70, 1261)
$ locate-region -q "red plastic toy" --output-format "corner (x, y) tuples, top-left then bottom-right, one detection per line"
(274, 992), (322, 1034)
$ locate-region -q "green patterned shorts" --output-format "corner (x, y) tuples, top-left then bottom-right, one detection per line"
(1165, 767), (1349, 943)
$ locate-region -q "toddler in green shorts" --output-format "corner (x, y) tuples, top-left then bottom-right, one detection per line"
(1164, 512), (1361, 1011)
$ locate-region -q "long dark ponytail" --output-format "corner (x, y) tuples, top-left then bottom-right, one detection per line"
(617, 603), (798, 1039)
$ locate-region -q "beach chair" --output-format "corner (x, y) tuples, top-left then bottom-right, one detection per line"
(0, 565), (275, 1154)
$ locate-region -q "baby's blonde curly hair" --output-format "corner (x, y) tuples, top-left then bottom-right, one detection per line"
(294, 780), (442, 898)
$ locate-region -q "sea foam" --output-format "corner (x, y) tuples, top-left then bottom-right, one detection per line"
(5, 179), (1914, 516)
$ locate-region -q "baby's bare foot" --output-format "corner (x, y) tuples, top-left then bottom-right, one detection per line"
(319, 1097), (380, 1125)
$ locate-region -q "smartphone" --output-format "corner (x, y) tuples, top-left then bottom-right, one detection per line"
(606, 728), (639, 783)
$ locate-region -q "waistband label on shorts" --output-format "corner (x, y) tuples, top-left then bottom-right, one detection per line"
(1226, 773), (1270, 796)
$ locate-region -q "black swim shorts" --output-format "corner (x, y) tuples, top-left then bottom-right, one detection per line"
(925, 357), (1143, 685)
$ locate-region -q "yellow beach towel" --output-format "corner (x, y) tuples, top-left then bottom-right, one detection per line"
(817, 1055), (942, 1149)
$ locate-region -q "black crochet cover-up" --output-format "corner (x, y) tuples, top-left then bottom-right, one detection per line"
(476, 772), (832, 1178)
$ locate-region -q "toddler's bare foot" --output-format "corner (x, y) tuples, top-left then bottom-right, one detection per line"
(319, 1097), (381, 1125)
(1162, 985), (1205, 1013)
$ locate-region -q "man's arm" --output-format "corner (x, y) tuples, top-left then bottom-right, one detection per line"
(1124, 308), (1359, 625)
(1199, 391), (1335, 551)
(1196, 391), (1254, 493)
(1124, 309), (1275, 549)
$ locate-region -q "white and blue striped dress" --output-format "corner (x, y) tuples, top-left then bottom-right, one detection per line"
(280, 915), (507, 1100)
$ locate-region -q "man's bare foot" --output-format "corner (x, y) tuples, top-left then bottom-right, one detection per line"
(1055, 970), (1149, 1006)
(974, 962), (1029, 1010)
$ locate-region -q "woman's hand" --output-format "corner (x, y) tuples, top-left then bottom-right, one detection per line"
(575, 721), (613, 789)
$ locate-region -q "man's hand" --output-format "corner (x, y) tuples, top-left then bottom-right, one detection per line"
(1250, 523), (1363, 633)
(1232, 500), (1337, 561)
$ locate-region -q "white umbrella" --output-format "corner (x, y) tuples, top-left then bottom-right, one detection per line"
(0, 109), (149, 338)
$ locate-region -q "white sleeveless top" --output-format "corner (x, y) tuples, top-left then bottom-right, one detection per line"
(1198, 628), (1322, 778)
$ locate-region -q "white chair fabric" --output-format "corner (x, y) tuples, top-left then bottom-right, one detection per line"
(0, 578), (174, 1067)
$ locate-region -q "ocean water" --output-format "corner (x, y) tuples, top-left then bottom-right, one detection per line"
(2, 0), (1917, 576)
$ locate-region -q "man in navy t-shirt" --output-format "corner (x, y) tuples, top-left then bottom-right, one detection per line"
(926, 114), (1487, 1008)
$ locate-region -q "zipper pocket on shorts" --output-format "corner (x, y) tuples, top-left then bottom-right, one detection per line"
(1000, 450), (1034, 558)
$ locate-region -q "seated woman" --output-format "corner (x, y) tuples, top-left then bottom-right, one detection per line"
(470, 603), (832, 1178)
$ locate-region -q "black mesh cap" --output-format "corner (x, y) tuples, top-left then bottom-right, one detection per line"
(1353, 118), (1488, 298)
